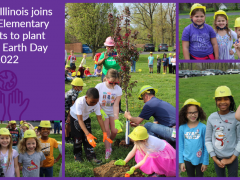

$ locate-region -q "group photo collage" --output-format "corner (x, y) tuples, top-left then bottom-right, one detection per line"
(1, 2), (240, 178)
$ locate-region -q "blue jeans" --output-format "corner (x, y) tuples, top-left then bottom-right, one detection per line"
(131, 60), (136, 72)
(54, 122), (60, 134)
(144, 122), (176, 144)
(40, 166), (53, 177)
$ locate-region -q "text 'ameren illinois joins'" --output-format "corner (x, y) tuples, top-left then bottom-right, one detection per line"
(0, 19), (49, 29)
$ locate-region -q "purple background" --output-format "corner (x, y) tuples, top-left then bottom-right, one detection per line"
(1, 0), (239, 179)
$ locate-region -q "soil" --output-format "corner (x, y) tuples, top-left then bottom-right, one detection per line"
(93, 160), (145, 177)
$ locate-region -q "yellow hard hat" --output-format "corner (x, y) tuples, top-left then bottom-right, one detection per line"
(20, 121), (24, 125)
(234, 17), (240, 27)
(214, 86), (232, 99)
(128, 126), (149, 141)
(190, 3), (206, 16)
(10, 120), (16, 124)
(138, 85), (158, 100)
(22, 124), (29, 129)
(214, 10), (228, 20)
(83, 53), (87, 56)
(183, 98), (201, 107)
(65, 65), (70, 68)
(0, 128), (11, 136)
(71, 72), (76, 77)
(24, 130), (36, 138)
(57, 141), (62, 145)
(34, 126), (38, 130)
(169, 53), (172, 55)
(39, 121), (52, 128)
(77, 71), (80, 76)
(71, 78), (86, 87)
(150, 52), (153, 54)
(173, 53), (176, 56)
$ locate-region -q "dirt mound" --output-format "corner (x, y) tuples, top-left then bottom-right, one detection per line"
(93, 160), (144, 177)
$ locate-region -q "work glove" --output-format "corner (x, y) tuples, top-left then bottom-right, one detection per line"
(114, 119), (123, 130)
(103, 132), (113, 143)
(86, 133), (97, 148)
(114, 159), (126, 166)
(100, 109), (107, 121)
(125, 166), (135, 177)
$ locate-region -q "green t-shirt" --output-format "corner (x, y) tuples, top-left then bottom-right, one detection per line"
(100, 51), (120, 75)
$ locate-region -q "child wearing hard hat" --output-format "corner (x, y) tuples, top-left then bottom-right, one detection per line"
(179, 99), (209, 177)
(205, 86), (240, 177)
(70, 88), (112, 163)
(233, 17), (240, 59)
(115, 126), (176, 177)
(38, 121), (62, 177)
(213, 10), (238, 60)
(171, 53), (176, 74)
(65, 78), (86, 143)
(6, 121), (20, 151)
(182, 3), (219, 60)
(168, 53), (172, 73)
(65, 65), (73, 81)
(20, 122), (34, 139)
(18, 130), (45, 177)
(0, 128), (20, 177)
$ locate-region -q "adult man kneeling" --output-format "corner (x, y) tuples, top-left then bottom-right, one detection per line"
(124, 85), (176, 146)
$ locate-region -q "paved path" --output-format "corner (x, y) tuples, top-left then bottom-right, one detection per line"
(179, 12), (240, 19)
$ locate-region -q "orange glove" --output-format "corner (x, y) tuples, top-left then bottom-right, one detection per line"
(103, 132), (113, 143)
(86, 133), (97, 148)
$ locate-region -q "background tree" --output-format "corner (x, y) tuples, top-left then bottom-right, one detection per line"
(65, 3), (116, 57)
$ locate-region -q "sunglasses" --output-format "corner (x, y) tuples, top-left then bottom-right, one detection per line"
(107, 80), (119, 85)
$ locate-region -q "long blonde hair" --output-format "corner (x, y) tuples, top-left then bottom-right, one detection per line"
(0, 135), (13, 170)
(133, 138), (154, 156)
(18, 137), (42, 154)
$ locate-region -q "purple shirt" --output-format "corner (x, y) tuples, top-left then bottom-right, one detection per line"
(182, 23), (216, 57)
(0, 149), (19, 177)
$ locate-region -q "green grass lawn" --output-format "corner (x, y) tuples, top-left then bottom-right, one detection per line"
(179, 75), (240, 177)
(179, 15), (239, 60)
(65, 53), (176, 177)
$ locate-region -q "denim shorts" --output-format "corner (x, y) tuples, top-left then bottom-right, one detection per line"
(148, 65), (153, 68)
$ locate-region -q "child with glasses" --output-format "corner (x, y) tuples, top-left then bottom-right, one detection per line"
(179, 99), (209, 177)
(95, 69), (122, 159)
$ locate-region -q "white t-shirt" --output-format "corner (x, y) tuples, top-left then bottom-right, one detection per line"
(70, 96), (101, 121)
(171, 58), (176, 66)
(95, 82), (122, 114)
(146, 135), (166, 153)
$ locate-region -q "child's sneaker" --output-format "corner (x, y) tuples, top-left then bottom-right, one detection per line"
(74, 153), (83, 162)
(105, 149), (111, 159)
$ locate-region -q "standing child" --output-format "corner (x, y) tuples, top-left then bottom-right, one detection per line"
(205, 86), (240, 177)
(182, 3), (219, 60)
(6, 121), (20, 151)
(65, 78), (86, 143)
(67, 50), (77, 69)
(115, 126), (176, 177)
(156, 55), (161, 74)
(70, 88), (112, 163)
(179, 99), (209, 177)
(168, 53), (172, 73)
(80, 53), (87, 67)
(171, 54), (176, 74)
(39, 121), (62, 177)
(95, 69), (122, 159)
(148, 52), (154, 73)
(0, 128), (20, 177)
(233, 17), (240, 59)
(18, 130), (45, 177)
(214, 10), (237, 60)
(162, 53), (168, 74)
